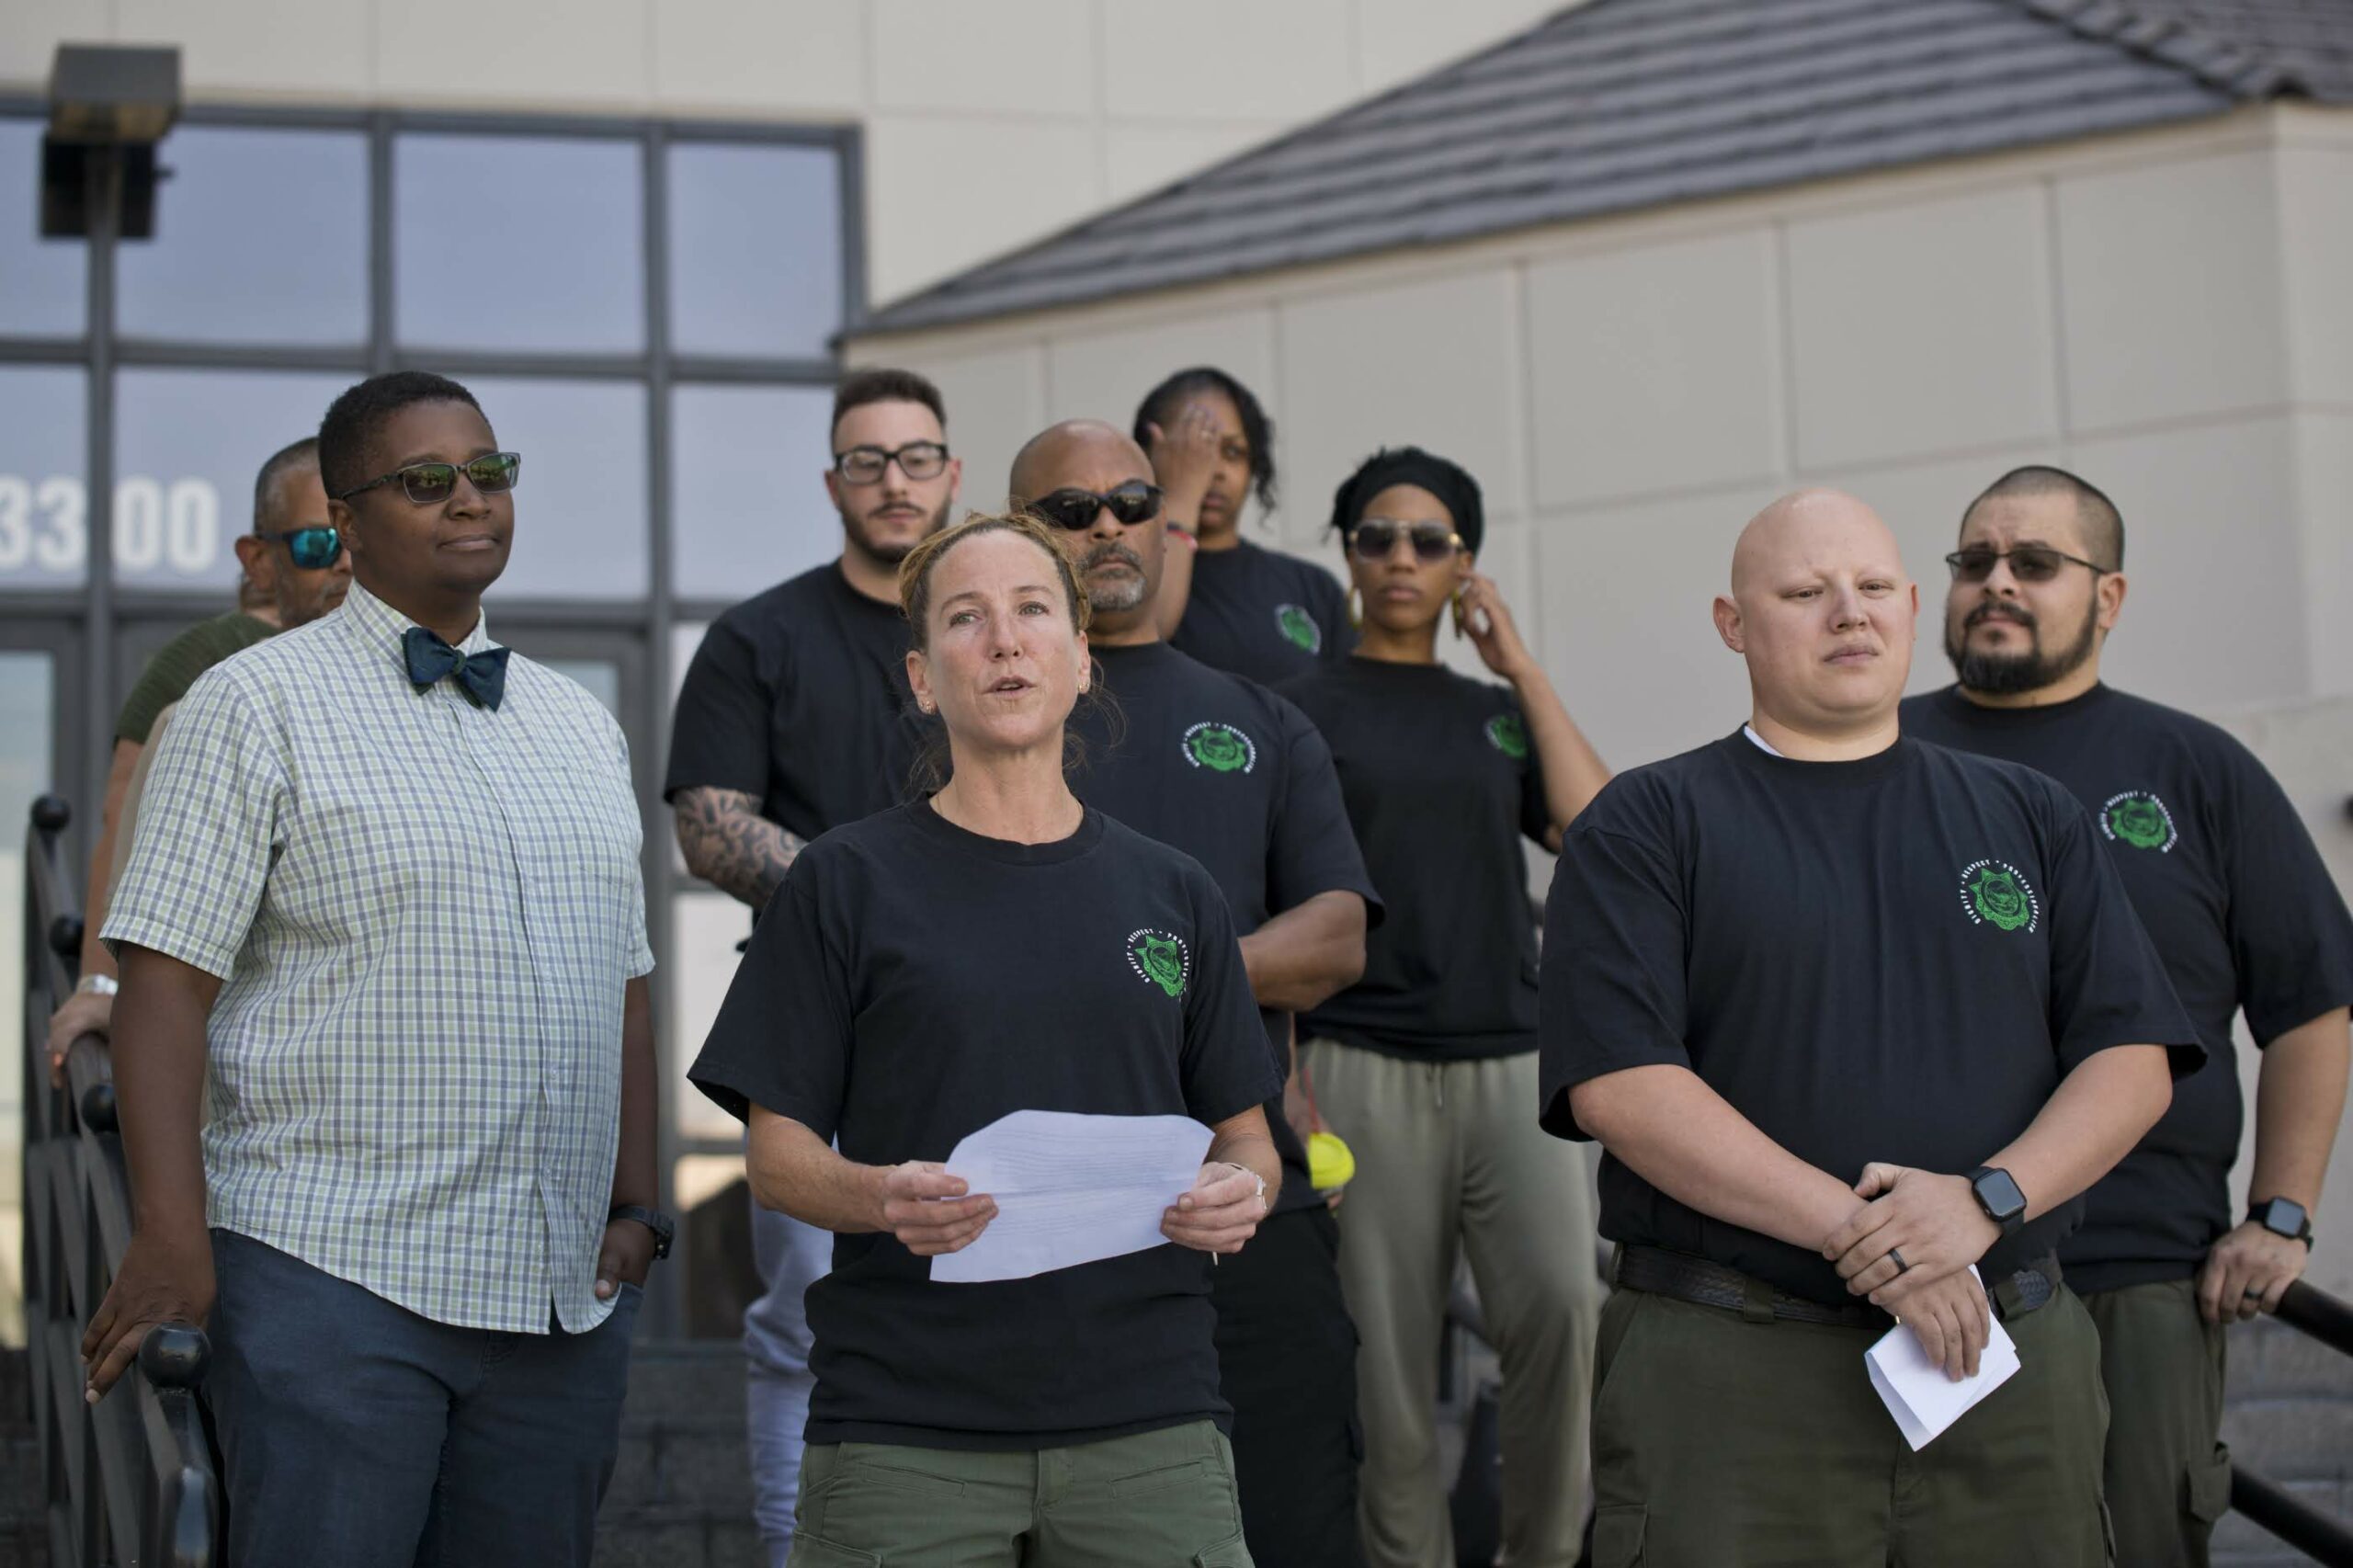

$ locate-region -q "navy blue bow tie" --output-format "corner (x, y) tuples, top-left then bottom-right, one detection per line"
(403, 625), (510, 711)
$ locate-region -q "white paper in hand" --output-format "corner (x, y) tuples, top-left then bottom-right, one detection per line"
(928, 1109), (1213, 1284)
(1865, 1267), (2021, 1449)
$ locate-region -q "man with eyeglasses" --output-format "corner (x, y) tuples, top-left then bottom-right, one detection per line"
(1903, 464), (2353, 1568)
(1006, 418), (1379, 1568)
(44, 436), (351, 1084)
(90, 370), (662, 1566)
(665, 366), (961, 1568)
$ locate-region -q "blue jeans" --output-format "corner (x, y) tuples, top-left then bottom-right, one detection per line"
(744, 1197), (833, 1568)
(205, 1227), (642, 1568)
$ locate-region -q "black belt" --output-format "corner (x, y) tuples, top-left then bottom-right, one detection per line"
(1613, 1245), (2062, 1328)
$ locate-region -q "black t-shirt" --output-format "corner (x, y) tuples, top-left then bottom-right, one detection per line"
(1903, 684), (2353, 1290)
(1279, 657), (1551, 1059)
(688, 801), (1279, 1449)
(664, 562), (918, 839)
(1539, 732), (2202, 1308)
(1168, 538), (1356, 686)
(1068, 641), (1382, 1213)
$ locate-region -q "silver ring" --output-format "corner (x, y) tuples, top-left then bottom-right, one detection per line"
(1890, 1246), (1911, 1275)
(2242, 1288), (2264, 1301)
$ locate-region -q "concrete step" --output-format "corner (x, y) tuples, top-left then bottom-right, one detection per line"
(595, 1341), (761, 1568)
(2212, 1318), (2351, 1568)
(0, 1350), (49, 1568)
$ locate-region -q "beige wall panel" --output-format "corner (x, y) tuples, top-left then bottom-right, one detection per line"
(2215, 693), (2353, 1298)
(2056, 151), (2288, 434)
(117, 0), (368, 98)
(651, 0), (868, 114)
(2279, 143), (2353, 409)
(1525, 226), (1783, 508)
(376, 0), (651, 108)
(1532, 484), (1781, 771)
(872, 0), (1090, 116)
(1102, 0), (1357, 123)
(2072, 415), (2307, 713)
(0, 0), (107, 86)
(1041, 307), (1278, 449)
(1355, 0), (1567, 94)
(1278, 268), (1527, 537)
(2294, 411), (2353, 699)
(858, 340), (1050, 520)
(1104, 121), (1282, 205)
(865, 115), (1103, 306)
(1786, 185), (2059, 470)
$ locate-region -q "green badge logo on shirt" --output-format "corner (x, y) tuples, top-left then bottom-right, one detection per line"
(1484, 713), (1529, 759)
(1959, 858), (2040, 934)
(1275, 604), (1322, 653)
(1127, 928), (1190, 1000)
(1182, 722), (1258, 774)
(2100, 791), (2177, 853)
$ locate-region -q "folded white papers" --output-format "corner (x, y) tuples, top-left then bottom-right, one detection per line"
(928, 1109), (1214, 1284)
(1865, 1268), (2021, 1449)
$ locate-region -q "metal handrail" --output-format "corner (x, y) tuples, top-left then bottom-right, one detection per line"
(2229, 1277), (2353, 1565)
(21, 794), (220, 1568)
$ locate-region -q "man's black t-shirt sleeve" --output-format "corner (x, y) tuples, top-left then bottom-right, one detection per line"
(665, 616), (774, 802)
(2038, 790), (2204, 1080)
(1266, 696), (1383, 926)
(1538, 809), (1693, 1139)
(1182, 877), (1290, 1125)
(690, 874), (853, 1137)
(2219, 746), (2353, 1044)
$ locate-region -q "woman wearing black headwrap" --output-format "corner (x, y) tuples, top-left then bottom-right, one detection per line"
(1133, 367), (1356, 684)
(1273, 446), (1609, 1568)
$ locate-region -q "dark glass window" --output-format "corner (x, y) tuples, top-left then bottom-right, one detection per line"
(0, 367), (89, 588)
(394, 133), (645, 355)
(669, 383), (836, 600)
(468, 377), (649, 601)
(667, 142), (844, 360)
(118, 127), (369, 345)
(113, 368), (354, 592)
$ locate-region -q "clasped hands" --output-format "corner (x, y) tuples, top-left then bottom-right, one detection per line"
(872, 1159), (1270, 1258)
(1821, 1163), (2004, 1382)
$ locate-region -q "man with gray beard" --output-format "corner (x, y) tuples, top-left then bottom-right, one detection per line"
(1006, 421), (1379, 1568)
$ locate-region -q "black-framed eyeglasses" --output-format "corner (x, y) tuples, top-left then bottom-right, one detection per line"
(257, 526), (344, 571)
(337, 451), (522, 506)
(1945, 544), (2109, 584)
(1026, 482), (1163, 532)
(834, 442), (949, 485)
(1349, 518), (1462, 563)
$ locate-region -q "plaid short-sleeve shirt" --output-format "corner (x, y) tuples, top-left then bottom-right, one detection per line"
(104, 580), (654, 1334)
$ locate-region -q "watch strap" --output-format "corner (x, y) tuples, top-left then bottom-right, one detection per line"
(2249, 1197), (2314, 1249)
(608, 1203), (675, 1260)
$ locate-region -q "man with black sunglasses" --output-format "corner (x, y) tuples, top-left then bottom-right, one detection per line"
(91, 370), (661, 1566)
(1008, 418), (1381, 1568)
(1904, 464), (2353, 1568)
(665, 366), (961, 1568)
(45, 435), (350, 1085)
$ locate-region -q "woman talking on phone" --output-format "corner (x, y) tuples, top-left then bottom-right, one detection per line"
(1274, 448), (1611, 1568)
(691, 512), (1280, 1567)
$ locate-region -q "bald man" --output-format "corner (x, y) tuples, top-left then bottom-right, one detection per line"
(1538, 491), (2200, 1566)
(1009, 422), (1379, 1568)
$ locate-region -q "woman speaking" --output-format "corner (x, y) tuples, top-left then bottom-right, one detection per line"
(691, 512), (1280, 1568)
(1276, 448), (1610, 1568)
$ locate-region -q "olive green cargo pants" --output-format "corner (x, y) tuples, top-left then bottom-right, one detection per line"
(786, 1419), (1253, 1567)
(1587, 1283), (2112, 1567)
(2080, 1278), (2232, 1568)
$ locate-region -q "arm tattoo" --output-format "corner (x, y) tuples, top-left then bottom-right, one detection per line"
(674, 787), (804, 911)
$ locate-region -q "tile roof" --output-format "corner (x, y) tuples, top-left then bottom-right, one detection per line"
(856, 0), (2353, 336)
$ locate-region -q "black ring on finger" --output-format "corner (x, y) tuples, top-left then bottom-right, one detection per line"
(1890, 1246), (1910, 1275)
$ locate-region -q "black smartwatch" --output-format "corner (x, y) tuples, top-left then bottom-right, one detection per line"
(1965, 1166), (2029, 1236)
(2249, 1197), (2314, 1250)
(608, 1204), (676, 1261)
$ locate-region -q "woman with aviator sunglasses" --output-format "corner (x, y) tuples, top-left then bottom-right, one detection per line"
(1274, 446), (1610, 1568)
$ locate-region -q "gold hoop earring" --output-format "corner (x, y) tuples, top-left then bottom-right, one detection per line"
(1347, 585), (1363, 630)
